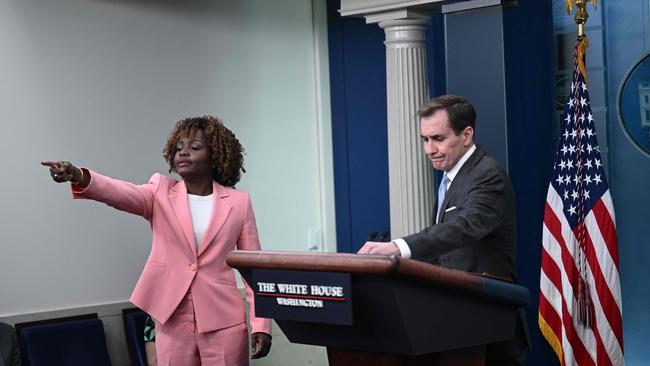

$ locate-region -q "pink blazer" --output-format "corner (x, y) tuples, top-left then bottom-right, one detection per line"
(72, 170), (271, 335)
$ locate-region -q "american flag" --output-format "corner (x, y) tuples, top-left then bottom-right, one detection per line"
(538, 35), (624, 365)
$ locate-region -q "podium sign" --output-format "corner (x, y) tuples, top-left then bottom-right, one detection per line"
(253, 269), (353, 325)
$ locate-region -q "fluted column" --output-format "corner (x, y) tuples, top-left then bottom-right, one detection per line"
(379, 19), (434, 238)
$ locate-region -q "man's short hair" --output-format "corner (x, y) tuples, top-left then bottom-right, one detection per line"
(417, 95), (477, 135)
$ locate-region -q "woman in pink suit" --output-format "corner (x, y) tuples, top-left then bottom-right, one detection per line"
(42, 116), (272, 366)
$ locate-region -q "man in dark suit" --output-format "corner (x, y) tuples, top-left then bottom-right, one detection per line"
(359, 94), (526, 365)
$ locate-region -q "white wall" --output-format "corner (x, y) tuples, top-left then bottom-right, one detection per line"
(0, 0), (335, 317)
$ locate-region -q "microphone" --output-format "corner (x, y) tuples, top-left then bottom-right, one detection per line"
(366, 231), (378, 241)
(378, 230), (389, 242)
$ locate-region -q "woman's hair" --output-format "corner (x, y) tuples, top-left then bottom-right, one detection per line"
(163, 115), (245, 187)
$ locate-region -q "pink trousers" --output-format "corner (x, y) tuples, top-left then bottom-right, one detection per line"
(155, 292), (249, 366)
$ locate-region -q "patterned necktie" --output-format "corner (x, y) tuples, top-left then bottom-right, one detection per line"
(436, 173), (449, 223)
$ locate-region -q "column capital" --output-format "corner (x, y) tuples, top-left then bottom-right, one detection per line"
(379, 19), (429, 46)
(378, 18), (430, 28)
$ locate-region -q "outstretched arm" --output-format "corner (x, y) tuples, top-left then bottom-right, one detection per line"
(40, 160), (159, 220)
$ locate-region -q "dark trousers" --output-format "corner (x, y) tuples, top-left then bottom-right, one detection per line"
(485, 313), (528, 366)
(486, 351), (525, 366)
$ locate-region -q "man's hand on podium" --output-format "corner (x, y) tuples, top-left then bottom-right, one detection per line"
(357, 241), (401, 256)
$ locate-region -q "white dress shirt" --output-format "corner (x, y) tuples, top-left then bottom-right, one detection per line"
(188, 193), (213, 249)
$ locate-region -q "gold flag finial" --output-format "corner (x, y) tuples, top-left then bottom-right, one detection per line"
(566, 0), (597, 36)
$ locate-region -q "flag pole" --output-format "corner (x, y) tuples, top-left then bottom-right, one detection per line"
(566, 0), (599, 328)
(566, 0), (597, 36)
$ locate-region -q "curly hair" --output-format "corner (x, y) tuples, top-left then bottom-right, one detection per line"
(163, 115), (245, 187)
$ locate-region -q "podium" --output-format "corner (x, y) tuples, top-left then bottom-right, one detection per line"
(227, 251), (529, 366)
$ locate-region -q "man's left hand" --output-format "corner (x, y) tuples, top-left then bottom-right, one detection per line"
(250, 332), (272, 359)
(357, 241), (401, 256)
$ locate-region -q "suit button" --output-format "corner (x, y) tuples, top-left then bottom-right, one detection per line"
(189, 263), (197, 271)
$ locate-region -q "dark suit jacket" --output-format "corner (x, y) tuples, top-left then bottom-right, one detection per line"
(403, 145), (527, 361)
(404, 145), (517, 281)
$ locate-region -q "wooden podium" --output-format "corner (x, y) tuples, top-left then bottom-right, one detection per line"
(227, 251), (529, 366)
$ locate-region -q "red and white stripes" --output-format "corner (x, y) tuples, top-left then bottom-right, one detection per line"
(539, 186), (624, 365)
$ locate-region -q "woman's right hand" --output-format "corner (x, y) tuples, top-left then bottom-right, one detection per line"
(41, 161), (86, 185)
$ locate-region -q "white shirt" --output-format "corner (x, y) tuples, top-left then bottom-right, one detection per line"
(188, 193), (213, 249)
(394, 144), (477, 258)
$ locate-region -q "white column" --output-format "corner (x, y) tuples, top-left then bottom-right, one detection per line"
(379, 18), (434, 238)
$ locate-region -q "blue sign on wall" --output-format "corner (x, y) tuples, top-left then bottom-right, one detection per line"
(619, 52), (650, 156)
(252, 269), (353, 326)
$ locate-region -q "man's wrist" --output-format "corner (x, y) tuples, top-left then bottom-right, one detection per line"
(392, 238), (412, 259)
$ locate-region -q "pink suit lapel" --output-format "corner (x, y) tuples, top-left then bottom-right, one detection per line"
(168, 182), (198, 256)
(197, 182), (233, 257)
